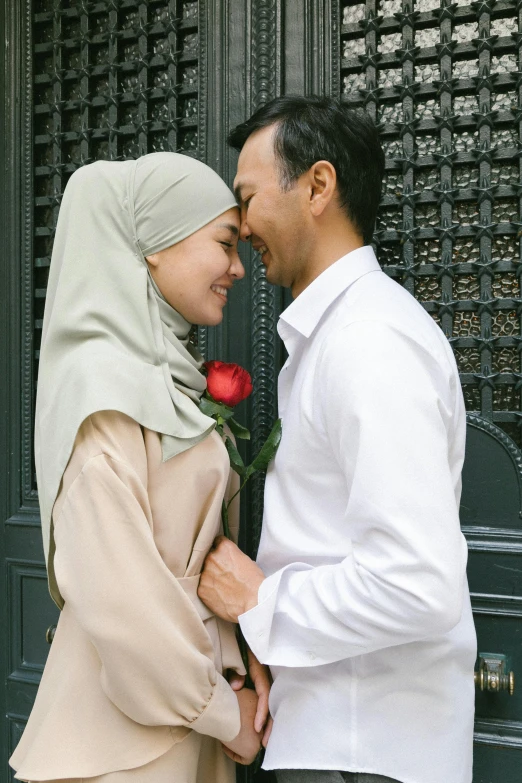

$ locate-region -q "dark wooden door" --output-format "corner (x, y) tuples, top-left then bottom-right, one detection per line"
(2, 1), (522, 781)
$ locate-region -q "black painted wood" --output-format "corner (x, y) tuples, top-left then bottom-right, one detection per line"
(462, 418), (522, 761)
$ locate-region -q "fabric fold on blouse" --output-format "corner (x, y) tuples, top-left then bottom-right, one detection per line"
(11, 411), (244, 782)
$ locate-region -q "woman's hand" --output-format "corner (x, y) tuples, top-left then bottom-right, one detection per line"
(222, 687), (262, 765)
(227, 669), (245, 692)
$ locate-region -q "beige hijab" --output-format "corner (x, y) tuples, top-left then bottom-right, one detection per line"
(35, 152), (237, 607)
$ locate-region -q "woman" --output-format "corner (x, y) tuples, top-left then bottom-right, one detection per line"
(10, 152), (268, 782)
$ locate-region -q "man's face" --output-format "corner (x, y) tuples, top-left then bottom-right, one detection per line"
(234, 125), (311, 292)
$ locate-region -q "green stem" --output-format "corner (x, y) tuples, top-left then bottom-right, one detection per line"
(226, 474), (253, 512)
(221, 498), (231, 539)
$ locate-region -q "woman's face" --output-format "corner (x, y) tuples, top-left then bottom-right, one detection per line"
(145, 207), (244, 326)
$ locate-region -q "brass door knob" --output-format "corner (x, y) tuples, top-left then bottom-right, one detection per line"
(474, 653), (515, 696)
(46, 625), (56, 644)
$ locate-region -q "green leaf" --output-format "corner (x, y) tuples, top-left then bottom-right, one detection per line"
(227, 417), (251, 440)
(250, 418), (282, 472)
(224, 435), (246, 476)
(199, 396), (235, 421)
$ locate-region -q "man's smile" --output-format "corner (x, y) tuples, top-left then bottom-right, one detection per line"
(253, 243), (269, 265)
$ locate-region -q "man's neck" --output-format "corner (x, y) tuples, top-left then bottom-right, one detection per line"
(291, 232), (364, 299)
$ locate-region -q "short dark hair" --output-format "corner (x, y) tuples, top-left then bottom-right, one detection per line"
(228, 96), (385, 245)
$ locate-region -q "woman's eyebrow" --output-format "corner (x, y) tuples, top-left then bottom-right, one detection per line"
(216, 223), (239, 236)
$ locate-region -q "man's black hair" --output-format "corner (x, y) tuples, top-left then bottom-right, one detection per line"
(228, 96), (385, 245)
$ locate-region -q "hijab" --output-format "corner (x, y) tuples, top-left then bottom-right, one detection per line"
(35, 152), (238, 607)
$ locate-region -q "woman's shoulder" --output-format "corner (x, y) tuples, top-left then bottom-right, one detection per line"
(87, 410), (146, 464)
(59, 411), (148, 501)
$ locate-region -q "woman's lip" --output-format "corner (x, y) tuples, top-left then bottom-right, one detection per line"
(212, 289), (228, 304)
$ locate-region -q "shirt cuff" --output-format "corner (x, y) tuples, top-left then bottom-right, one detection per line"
(189, 672), (240, 743)
(238, 569), (281, 663)
(240, 563), (336, 667)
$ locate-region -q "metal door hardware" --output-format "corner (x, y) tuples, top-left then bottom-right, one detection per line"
(474, 653), (515, 696)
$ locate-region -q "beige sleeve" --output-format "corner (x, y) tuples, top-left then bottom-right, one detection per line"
(52, 453), (240, 743)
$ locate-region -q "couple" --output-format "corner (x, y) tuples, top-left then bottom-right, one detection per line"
(11, 96), (476, 783)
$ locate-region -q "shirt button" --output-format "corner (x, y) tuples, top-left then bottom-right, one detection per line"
(308, 652), (316, 661)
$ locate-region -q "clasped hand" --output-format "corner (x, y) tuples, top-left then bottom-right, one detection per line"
(198, 537), (272, 763)
(224, 651), (273, 764)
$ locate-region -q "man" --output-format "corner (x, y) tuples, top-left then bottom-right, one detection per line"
(199, 97), (476, 783)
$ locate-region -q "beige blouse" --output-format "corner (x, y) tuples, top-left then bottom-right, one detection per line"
(10, 411), (245, 782)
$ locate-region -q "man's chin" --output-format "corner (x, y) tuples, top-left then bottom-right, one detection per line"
(264, 263), (279, 286)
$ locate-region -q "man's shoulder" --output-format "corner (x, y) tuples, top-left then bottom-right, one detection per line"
(328, 269), (446, 352)
(315, 270), (458, 385)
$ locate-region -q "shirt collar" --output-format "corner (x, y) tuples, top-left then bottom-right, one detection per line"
(278, 245), (381, 344)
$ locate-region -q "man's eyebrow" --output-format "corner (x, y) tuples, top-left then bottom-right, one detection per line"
(234, 181), (253, 204)
(216, 222), (239, 236)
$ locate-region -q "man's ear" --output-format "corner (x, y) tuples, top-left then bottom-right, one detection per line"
(308, 160), (337, 218)
(145, 252), (160, 267)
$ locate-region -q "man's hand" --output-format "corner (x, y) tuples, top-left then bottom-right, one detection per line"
(221, 687), (262, 765)
(228, 649), (273, 742)
(198, 537), (265, 622)
(247, 647), (272, 734)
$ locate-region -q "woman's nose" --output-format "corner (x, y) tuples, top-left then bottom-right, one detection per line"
(230, 252), (246, 280)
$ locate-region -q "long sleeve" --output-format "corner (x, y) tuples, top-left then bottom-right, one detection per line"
(240, 320), (468, 667)
(53, 452), (240, 742)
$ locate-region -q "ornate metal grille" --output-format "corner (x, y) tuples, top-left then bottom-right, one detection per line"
(341, 0), (522, 447)
(31, 0), (203, 486)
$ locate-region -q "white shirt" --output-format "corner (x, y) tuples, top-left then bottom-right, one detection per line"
(239, 246), (476, 783)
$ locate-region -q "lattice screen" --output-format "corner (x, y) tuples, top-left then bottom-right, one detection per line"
(32, 0), (202, 379)
(341, 0), (522, 446)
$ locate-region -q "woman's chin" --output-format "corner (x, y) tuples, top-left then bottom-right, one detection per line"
(194, 311), (224, 327)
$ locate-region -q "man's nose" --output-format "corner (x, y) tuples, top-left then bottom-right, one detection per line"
(239, 213), (251, 243)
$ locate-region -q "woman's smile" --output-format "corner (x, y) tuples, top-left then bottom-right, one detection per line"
(211, 284), (229, 303)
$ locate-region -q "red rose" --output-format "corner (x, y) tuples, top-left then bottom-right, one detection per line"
(204, 361), (253, 407)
